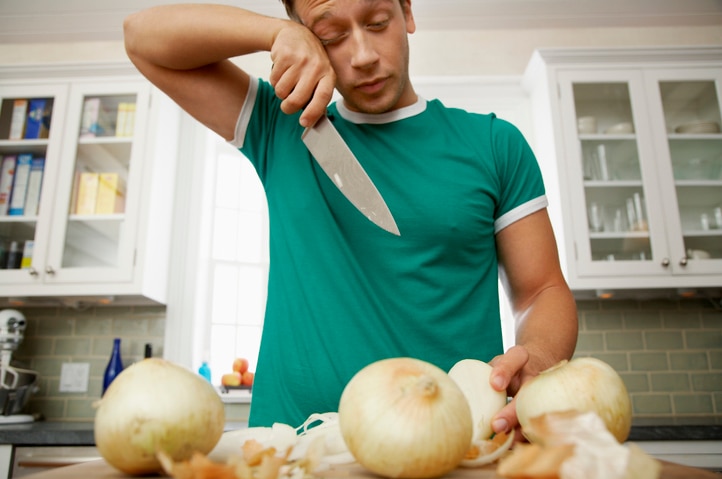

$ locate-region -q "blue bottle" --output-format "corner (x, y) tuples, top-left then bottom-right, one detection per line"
(198, 361), (212, 383)
(102, 338), (124, 395)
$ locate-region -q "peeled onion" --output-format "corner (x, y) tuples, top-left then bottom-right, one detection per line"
(94, 358), (225, 475)
(515, 357), (632, 443)
(338, 357), (472, 478)
(448, 359), (507, 442)
(448, 359), (513, 467)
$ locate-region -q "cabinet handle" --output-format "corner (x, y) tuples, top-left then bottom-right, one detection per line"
(661, 258), (670, 267)
(27, 268), (38, 277)
(45, 266), (56, 275)
(679, 257), (688, 267)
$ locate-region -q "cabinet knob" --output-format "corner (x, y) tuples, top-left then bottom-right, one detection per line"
(45, 266), (56, 275)
(661, 258), (670, 267)
(679, 257), (688, 267)
(27, 268), (38, 277)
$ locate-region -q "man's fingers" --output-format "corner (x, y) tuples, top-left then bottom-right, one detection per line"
(298, 74), (336, 128)
(491, 397), (521, 437)
(489, 345), (529, 392)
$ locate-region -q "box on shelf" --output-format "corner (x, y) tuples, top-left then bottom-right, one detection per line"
(115, 102), (136, 137)
(24, 98), (52, 139)
(75, 171), (99, 215)
(0, 155), (17, 216)
(79, 97), (114, 138)
(23, 157), (45, 216)
(96, 172), (125, 214)
(20, 240), (34, 269)
(9, 99), (28, 140)
(8, 153), (32, 216)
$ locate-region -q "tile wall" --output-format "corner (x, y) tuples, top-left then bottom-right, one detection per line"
(574, 297), (722, 418)
(9, 296), (722, 423)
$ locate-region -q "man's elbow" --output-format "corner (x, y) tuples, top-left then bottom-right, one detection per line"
(122, 12), (142, 57)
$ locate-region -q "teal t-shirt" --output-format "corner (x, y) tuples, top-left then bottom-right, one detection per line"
(235, 78), (546, 428)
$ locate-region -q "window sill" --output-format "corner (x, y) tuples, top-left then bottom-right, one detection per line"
(217, 387), (252, 404)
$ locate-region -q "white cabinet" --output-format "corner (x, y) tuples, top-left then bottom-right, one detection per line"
(0, 64), (180, 305)
(524, 47), (722, 294)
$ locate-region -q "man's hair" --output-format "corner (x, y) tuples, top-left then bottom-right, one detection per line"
(279, 0), (405, 23)
(279, 0), (300, 22)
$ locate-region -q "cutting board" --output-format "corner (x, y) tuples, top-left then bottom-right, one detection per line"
(21, 459), (720, 479)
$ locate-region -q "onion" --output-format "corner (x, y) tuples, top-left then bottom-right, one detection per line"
(338, 357), (473, 478)
(94, 358), (225, 475)
(515, 357), (632, 443)
(448, 359), (513, 467)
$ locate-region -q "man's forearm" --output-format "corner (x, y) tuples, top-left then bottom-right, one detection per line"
(123, 4), (291, 70)
(514, 284), (578, 375)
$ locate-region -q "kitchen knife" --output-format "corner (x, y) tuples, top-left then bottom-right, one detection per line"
(302, 115), (400, 236)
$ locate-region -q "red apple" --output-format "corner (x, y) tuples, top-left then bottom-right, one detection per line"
(232, 358), (249, 374)
(241, 371), (254, 387)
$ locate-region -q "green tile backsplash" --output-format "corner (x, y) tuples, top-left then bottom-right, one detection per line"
(574, 297), (722, 418)
(8, 296), (722, 423)
(12, 306), (167, 422)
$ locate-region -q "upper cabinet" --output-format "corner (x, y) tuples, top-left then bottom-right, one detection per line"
(524, 47), (722, 294)
(0, 64), (180, 305)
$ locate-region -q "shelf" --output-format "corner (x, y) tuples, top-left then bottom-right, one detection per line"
(0, 216), (38, 224)
(0, 139), (49, 156)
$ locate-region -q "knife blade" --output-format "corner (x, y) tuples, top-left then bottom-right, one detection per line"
(302, 115), (400, 236)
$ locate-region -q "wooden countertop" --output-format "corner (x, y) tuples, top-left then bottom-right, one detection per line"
(21, 459), (720, 479)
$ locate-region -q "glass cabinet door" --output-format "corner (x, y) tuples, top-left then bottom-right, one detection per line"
(648, 72), (722, 274)
(558, 71), (667, 277)
(0, 84), (67, 284)
(46, 81), (149, 283)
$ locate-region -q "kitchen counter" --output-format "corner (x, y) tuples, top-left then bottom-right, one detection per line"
(0, 418), (718, 447)
(629, 417), (722, 441)
(0, 422), (94, 447)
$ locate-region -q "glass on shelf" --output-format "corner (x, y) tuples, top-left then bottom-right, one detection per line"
(668, 139), (722, 181)
(582, 141), (641, 182)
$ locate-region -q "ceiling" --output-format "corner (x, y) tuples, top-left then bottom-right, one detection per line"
(1, 0), (721, 44)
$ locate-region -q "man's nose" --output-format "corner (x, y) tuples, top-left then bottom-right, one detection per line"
(349, 28), (380, 68)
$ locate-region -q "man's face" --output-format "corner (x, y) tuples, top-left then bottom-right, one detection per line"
(294, 0), (417, 114)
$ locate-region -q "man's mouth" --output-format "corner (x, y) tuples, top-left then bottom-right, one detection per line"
(356, 78), (387, 95)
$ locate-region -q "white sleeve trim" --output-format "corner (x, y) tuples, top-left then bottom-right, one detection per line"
(229, 76), (259, 148)
(494, 195), (548, 234)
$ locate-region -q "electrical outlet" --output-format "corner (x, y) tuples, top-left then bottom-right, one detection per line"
(59, 362), (90, 393)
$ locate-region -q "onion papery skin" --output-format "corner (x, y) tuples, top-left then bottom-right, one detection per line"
(339, 357), (473, 479)
(515, 357), (632, 443)
(94, 358), (225, 475)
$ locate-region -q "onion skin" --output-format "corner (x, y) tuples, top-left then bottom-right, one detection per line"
(94, 358), (225, 475)
(515, 357), (632, 443)
(339, 357), (473, 478)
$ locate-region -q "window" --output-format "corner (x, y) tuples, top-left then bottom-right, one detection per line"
(194, 134), (269, 383)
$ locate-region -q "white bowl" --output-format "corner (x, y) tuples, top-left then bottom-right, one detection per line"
(675, 121), (721, 134)
(605, 122), (634, 134)
(577, 116), (597, 134)
(687, 249), (711, 260)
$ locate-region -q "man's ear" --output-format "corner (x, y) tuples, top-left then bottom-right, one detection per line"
(402, 0), (416, 34)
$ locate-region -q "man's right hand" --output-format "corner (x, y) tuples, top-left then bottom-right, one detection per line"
(269, 22), (337, 128)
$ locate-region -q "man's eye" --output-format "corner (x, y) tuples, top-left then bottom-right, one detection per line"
(318, 32), (347, 46)
(367, 19), (390, 30)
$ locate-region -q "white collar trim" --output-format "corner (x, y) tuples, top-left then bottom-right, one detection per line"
(336, 97), (427, 124)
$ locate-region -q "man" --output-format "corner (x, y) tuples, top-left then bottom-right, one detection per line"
(124, 0), (578, 435)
